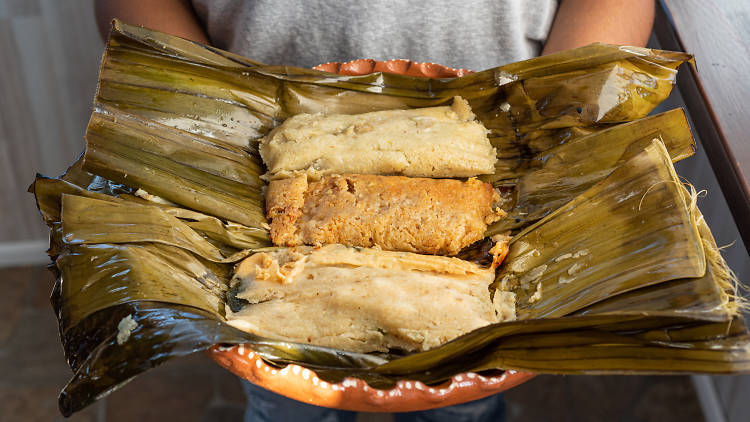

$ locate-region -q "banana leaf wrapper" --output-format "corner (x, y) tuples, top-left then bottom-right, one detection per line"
(495, 140), (706, 319)
(37, 137), (748, 415)
(32, 21), (749, 416)
(83, 104), (267, 228)
(486, 108), (696, 232)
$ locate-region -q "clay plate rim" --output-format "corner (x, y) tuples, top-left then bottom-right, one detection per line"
(209, 344), (535, 412)
(313, 58), (474, 78)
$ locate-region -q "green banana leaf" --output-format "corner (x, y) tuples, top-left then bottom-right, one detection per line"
(34, 175), (270, 253)
(494, 140), (705, 319)
(373, 315), (750, 377)
(31, 20), (748, 417)
(84, 105), (267, 228)
(576, 208), (735, 320)
(486, 108), (696, 233)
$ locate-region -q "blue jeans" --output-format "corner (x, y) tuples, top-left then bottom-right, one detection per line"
(242, 380), (506, 422)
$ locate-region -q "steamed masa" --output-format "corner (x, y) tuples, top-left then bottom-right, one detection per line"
(228, 97), (512, 353)
(259, 96), (496, 180)
(227, 245), (515, 353)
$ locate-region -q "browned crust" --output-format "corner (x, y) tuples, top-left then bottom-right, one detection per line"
(266, 174), (504, 255)
(265, 176), (308, 245)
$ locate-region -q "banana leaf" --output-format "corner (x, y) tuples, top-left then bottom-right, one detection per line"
(486, 108), (696, 233)
(60, 195), (271, 262)
(84, 105), (267, 228)
(576, 208), (735, 320)
(32, 21), (749, 417)
(494, 140), (705, 319)
(56, 300), (389, 416)
(372, 315), (750, 377)
(461, 316), (750, 374)
(33, 176), (270, 252)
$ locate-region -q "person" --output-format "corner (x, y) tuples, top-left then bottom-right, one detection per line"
(94, 0), (654, 69)
(93, 1), (655, 421)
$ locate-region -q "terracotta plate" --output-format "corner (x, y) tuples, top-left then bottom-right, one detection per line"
(313, 58), (473, 78)
(209, 59), (533, 412)
(210, 345), (535, 412)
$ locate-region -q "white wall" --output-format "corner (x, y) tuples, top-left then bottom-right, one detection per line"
(0, 0), (102, 262)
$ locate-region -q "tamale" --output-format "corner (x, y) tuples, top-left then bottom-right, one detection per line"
(227, 245), (515, 353)
(259, 96), (496, 180)
(266, 174), (503, 255)
(30, 20), (750, 418)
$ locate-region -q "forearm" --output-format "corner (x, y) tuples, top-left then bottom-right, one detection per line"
(542, 0), (654, 55)
(94, 0), (209, 44)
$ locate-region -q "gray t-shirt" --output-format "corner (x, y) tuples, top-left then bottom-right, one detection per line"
(192, 0), (557, 71)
